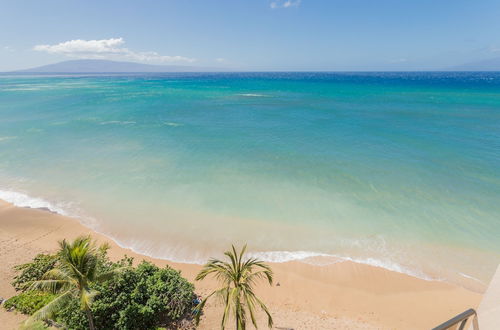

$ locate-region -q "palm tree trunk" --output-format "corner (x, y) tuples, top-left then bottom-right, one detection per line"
(236, 314), (244, 330)
(85, 307), (95, 330)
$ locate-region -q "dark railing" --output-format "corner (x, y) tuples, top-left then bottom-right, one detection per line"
(432, 308), (478, 330)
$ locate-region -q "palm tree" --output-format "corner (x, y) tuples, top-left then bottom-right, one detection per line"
(194, 245), (274, 329)
(27, 236), (119, 329)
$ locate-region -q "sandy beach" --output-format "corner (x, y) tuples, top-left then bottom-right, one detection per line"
(0, 199), (482, 329)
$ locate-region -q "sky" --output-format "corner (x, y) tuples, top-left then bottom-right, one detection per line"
(1, 0), (500, 71)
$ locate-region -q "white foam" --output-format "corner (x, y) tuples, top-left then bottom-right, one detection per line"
(3, 87), (45, 91)
(99, 121), (136, 125)
(338, 256), (436, 281)
(0, 190), (70, 215)
(2, 83), (93, 92)
(163, 122), (182, 127)
(237, 93), (268, 97)
(0, 190), (445, 283)
(247, 250), (435, 280)
(0, 136), (17, 142)
(459, 272), (485, 284)
(248, 250), (335, 263)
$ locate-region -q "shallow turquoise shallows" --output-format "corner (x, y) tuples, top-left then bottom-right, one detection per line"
(0, 72), (499, 289)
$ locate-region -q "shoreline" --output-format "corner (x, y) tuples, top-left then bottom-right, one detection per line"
(0, 189), (490, 290)
(0, 199), (482, 329)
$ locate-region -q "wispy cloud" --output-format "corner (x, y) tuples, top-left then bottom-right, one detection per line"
(389, 58), (408, 63)
(487, 45), (500, 53)
(270, 0), (301, 9)
(33, 38), (195, 63)
(2, 45), (14, 52)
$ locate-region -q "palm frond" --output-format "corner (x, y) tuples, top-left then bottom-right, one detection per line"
(95, 266), (127, 282)
(28, 290), (73, 322)
(194, 289), (219, 325)
(27, 236), (110, 329)
(247, 268), (273, 286)
(244, 289), (258, 328)
(80, 288), (99, 310)
(29, 279), (72, 294)
(42, 268), (73, 281)
(195, 244), (274, 329)
(238, 244), (247, 267)
(221, 287), (237, 329)
(195, 260), (231, 282)
(253, 293), (273, 328)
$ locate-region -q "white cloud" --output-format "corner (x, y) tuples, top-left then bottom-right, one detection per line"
(34, 38), (124, 54)
(270, 0), (301, 9)
(2, 46), (14, 52)
(33, 38), (195, 63)
(215, 58), (226, 63)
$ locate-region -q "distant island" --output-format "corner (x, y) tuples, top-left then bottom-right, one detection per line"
(8, 59), (230, 73)
(447, 57), (500, 71)
(5, 58), (500, 74)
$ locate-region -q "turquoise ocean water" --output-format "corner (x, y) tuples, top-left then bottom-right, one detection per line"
(0, 72), (499, 290)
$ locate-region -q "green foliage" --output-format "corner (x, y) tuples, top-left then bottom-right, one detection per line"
(195, 245), (274, 330)
(11, 254), (58, 291)
(3, 291), (55, 315)
(56, 261), (196, 330)
(27, 236), (117, 330)
(19, 320), (48, 330)
(8, 239), (196, 329)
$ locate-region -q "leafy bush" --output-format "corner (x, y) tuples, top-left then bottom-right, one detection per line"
(56, 260), (196, 330)
(11, 253), (58, 291)
(19, 321), (48, 330)
(8, 250), (196, 329)
(3, 291), (55, 315)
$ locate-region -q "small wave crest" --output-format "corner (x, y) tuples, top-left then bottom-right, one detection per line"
(99, 121), (136, 125)
(248, 250), (338, 264)
(0, 190), (443, 283)
(0, 190), (71, 215)
(247, 250), (434, 280)
(163, 122), (183, 127)
(338, 256), (436, 281)
(0, 136), (17, 142)
(459, 272), (485, 284)
(237, 93), (268, 97)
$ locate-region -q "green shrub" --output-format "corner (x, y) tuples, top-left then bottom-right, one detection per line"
(11, 253), (58, 291)
(8, 251), (195, 329)
(19, 321), (48, 330)
(56, 261), (196, 330)
(3, 291), (55, 315)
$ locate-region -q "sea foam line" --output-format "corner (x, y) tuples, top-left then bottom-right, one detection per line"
(0, 136), (17, 142)
(0, 189), (454, 283)
(0, 190), (70, 215)
(237, 93), (268, 97)
(248, 251), (436, 281)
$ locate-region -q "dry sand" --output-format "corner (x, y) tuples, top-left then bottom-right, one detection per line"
(0, 199), (481, 329)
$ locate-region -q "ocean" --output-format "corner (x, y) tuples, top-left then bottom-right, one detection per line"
(0, 72), (499, 290)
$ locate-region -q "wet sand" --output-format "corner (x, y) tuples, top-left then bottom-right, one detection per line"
(0, 199), (481, 329)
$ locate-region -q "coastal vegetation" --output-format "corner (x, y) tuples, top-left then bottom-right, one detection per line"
(4, 238), (274, 329)
(28, 236), (116, 329)
(4, 236), (196, 329)
(194, 245), (274, 329)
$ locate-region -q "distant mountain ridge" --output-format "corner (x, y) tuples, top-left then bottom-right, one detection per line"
(447, 57), (500, 71)
(8, 58), (500, 73)
(11, 59), (228, 73)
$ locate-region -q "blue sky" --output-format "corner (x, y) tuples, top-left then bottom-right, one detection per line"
(1, 0), (500, 71)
